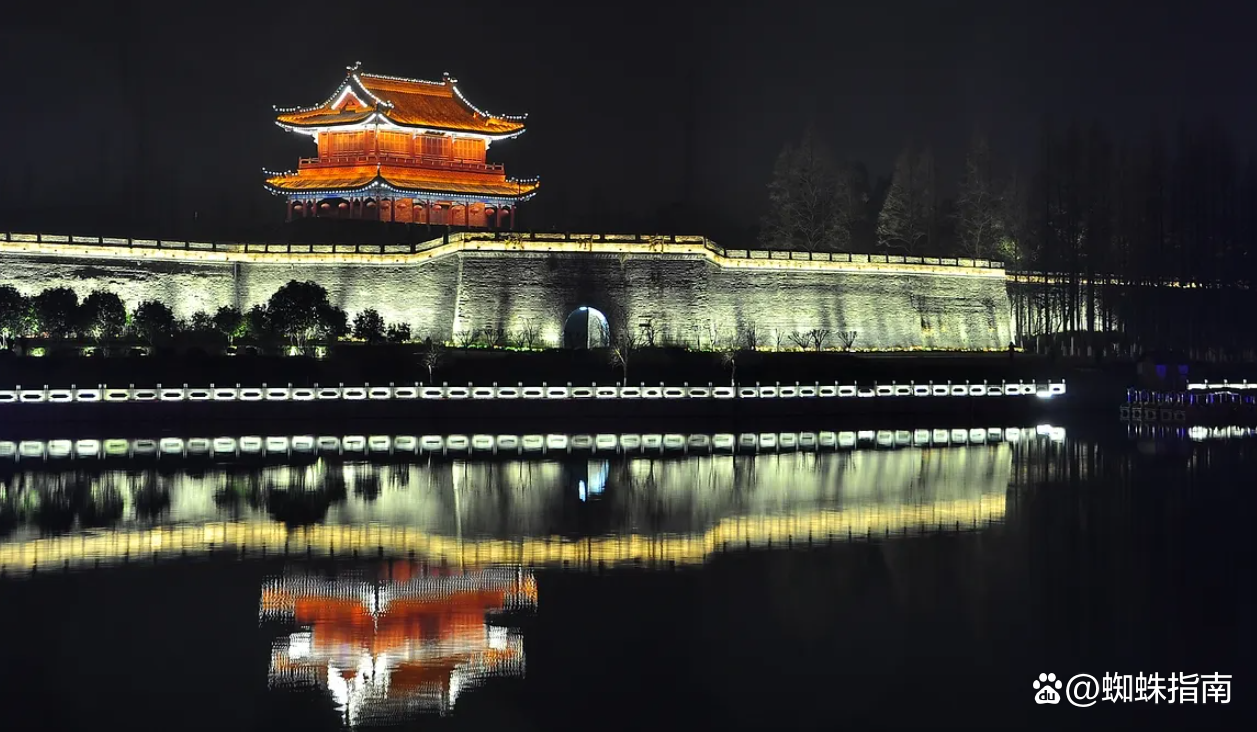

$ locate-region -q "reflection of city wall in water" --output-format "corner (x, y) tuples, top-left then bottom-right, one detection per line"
(0, 443), (1015, 574)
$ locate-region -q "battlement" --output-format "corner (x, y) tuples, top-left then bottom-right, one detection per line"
(0, 232), (1007, 277)
(0, 230), (1015, 351)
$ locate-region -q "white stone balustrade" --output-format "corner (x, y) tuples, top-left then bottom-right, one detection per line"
(0, 380), (1066, 405)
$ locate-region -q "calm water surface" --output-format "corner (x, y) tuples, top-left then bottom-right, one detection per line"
(0, 422), (1253, 730)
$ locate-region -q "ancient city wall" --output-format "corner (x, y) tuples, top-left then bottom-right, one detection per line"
(0, 233), (1014, 351)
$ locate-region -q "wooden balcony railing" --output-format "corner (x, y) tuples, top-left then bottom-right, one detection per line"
(296, 154), (504, 174)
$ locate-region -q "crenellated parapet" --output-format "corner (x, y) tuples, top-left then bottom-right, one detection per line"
(0, 232), (1016, 351)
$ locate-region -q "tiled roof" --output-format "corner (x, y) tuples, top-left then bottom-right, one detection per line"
(265, 164), (539, 199)
(276, 108), (374, 127)
(275, 71), (525, 136)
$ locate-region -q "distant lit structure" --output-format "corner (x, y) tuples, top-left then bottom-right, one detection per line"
(265, 62), (538, 227)
(261, 563), (535, 725)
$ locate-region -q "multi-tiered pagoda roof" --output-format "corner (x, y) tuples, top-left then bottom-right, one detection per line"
(266, 63), (537, 225)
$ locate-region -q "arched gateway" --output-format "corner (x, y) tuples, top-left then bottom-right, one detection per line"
(562, 307), (610, 349)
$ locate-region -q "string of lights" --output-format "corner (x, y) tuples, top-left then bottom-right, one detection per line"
(451, 82), (528, 121)
(275, 116), (524, 141)
(350, 73), (395, 109)
(359, 69), (451, 87)
(262, 179), (537, 205)
(275, 64), (527, 133)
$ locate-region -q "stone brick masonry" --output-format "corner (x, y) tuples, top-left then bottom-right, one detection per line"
(0, 234), (1014, 351)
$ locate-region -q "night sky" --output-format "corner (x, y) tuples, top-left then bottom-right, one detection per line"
(2, 0), (1255, 242)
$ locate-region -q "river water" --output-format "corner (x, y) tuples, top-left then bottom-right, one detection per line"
(0, 422), (1252, 730)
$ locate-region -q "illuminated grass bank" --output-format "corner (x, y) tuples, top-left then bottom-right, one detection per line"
(0, 231), (1014, 351)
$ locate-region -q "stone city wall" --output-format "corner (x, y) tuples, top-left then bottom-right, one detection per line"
(0, 233), (1014, 350)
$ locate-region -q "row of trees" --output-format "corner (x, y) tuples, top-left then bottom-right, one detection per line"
(761, 120), (1257, 353)
(761, 121), (1257, 275)
(762, 129), (1022, 260)
(1016, 121), (1257, 348)
(0, 282), (414, 350)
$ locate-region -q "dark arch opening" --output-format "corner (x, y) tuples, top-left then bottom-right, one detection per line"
(562, 306), (610, 349)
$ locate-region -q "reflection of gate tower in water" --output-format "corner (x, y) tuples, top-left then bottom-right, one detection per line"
(261, 562), (536, 726)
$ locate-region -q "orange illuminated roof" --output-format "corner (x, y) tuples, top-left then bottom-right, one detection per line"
(389, 661), (462, 690)
(276, 68), (526, 137)
(265, 164), (539, 199)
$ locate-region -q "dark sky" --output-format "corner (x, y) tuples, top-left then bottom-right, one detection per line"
(1, 0), (1254, 241)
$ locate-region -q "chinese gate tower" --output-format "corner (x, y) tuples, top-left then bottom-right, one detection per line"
(265, 62), (538, 228)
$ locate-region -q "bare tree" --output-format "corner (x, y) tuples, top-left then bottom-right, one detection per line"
(955, 132), (1006, 260)
(914, 147), (937, 250)
(838, 163), (873, 249)
(877, 148), (917, 252)
(836, 330), (858, 351)
(719, 350), (737, 386)
(592, 315), (611, 349)
(760, 127), (851, 252)
(421, 342), (446, 384)
(715, 334), (741, 385)
(514, 319), (542, 349)
(877, 145), (935, 253)
(706, 320), (721, 351)
(999, 168), (1028, 265)
(737, 325), (760, 351)
(454, 328), (481, 348)
(789, 329), (831, 350)
(608, 316), (638, 385)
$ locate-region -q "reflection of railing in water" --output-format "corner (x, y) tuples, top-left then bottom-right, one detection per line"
(1126, 423), (1257, 442)
(1121, 392), (1257, 423)
(0, 425), (1064, 462)
(263, 565), (534, 724)
(0, 435), (1029, 576)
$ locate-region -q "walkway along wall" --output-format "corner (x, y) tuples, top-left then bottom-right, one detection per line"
(0, 233), (1014, 351)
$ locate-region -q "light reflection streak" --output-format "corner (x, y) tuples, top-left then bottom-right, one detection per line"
(0, 426), (1048, 461)
(0, 433), (1032, 576)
